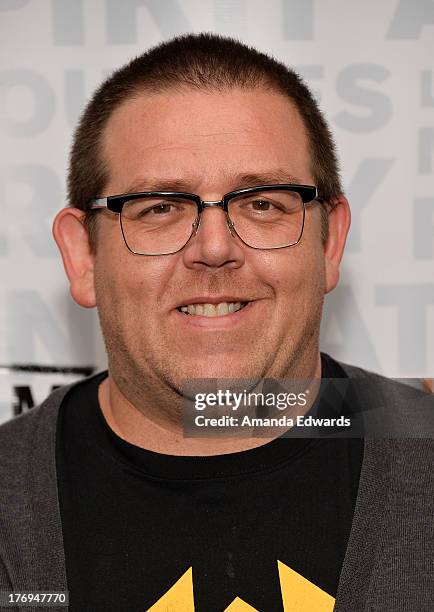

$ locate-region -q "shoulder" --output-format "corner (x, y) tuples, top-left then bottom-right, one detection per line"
(0, 386), (66, 454)
(328, 353), (434, 401)
(0, 371), (106, 463)
(325, 354), (434, 438)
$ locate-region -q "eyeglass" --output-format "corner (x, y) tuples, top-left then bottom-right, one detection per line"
(89, 184), (323, 256)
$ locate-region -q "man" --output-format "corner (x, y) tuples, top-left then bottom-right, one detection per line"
(0, 33), (432, 612)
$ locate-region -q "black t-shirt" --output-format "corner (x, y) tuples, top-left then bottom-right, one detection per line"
(56, 353), (363, 612)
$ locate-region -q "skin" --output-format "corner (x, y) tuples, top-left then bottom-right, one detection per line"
(423, 379), (433, 393)
(53, 87), (351, 455)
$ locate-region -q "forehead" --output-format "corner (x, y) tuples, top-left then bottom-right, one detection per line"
(101, 87), (312, 191)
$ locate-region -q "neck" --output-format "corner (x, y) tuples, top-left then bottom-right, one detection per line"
(98, 353), (323, 456)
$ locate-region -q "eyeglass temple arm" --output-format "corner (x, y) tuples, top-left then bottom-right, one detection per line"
(315, 196), (339, 212)
(89, 197), (108, 209)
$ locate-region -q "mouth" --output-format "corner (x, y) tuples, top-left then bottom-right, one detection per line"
(176, 301), (249, 318)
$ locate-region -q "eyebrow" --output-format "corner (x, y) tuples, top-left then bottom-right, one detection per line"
(123, 170), (306, 195)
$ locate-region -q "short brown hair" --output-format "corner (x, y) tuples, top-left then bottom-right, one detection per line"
(68, 32), (343, 245)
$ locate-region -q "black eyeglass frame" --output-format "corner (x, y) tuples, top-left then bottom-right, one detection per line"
(89, 184), (324, 255)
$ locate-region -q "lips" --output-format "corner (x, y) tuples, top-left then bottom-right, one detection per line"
(177, 301), (248, 317)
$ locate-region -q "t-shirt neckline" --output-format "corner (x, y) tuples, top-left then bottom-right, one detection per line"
(86, 352), (348, 481)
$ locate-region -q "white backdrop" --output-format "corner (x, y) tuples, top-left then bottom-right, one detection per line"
(1, 0), (433, 422)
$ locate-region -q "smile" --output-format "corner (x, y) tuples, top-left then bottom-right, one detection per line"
(177, 302), (248, 317)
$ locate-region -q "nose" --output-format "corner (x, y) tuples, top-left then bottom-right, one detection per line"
(199, 201), (236, 235)
(181, 202), (244, 269)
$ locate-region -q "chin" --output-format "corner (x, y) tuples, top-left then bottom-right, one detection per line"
(173, 359), (264, 386)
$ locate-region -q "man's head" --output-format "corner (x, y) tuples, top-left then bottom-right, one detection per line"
(53, 33), (350, 404)
(68, 32), (343, 245)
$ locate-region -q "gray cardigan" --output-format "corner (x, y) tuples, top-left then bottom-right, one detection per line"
(0, 361), (433, 611)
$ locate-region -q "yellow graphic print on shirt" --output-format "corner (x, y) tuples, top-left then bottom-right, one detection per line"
(146, 560), (335, 611)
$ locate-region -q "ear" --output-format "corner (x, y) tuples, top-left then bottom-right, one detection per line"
(52, 207), (96, 308)
(324, 195), (351, 294)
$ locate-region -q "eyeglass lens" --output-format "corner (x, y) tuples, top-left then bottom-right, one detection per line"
(119, 189), (304, 255)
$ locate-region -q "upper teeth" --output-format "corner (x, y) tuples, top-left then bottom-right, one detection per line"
(179, 302), (246, 317)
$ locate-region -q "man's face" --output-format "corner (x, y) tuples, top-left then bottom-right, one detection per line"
(93, 88), (329, 392)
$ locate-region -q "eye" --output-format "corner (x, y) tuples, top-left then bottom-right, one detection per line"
(126, 199), (185, 220)
(249, 199), (276, 211)
(149, 203), (176, 214)
(243, 198), (285, 214)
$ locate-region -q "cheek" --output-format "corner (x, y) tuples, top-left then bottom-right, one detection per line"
(93, 261), (123, 336)
(93, 262), (155, 371)
(93, 247), (174, 331)
(293, 222), (327, 292)
(258, 237), (325, 300)
(95, 266), (146, 325)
